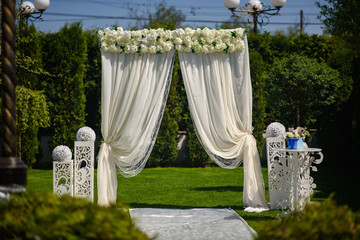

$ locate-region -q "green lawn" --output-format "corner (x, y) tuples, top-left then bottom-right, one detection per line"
(27, 166), (359, 232)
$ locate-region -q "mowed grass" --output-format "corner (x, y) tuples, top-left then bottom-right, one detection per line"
(27, 166), (359, 232)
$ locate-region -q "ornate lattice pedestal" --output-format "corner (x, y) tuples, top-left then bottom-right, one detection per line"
(269, 148), (323, 210)
(53, 161), (73, 197)
(74, 141), (94, 202)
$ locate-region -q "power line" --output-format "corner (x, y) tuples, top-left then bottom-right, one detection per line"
(43, 12), (324, 25)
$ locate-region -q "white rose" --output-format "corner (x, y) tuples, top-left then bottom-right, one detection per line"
(184, 46), (192, 52)
(175, 44), (184, 51)
(149, 45), (157, 54)
(174, 37), (183, 45)
(202, 45), (209, 54)
(140, 44), (148, 53)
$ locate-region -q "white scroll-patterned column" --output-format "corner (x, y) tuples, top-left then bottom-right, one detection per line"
(74, 127), (96, 202)
(52, 145), (73, 197)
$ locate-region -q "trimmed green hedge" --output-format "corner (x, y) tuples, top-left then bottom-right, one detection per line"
(0, 192), (149, 240)
(256, 196), (360, 240)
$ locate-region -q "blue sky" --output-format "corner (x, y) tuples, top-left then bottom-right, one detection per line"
(28, 0), (328, 35)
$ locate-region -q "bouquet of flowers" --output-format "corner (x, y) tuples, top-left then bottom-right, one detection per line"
(285, 127), (310, 140)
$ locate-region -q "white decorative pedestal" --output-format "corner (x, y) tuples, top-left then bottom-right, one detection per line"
(74, 141), (94, 202)
(269, 148), (323, 210)
(53, 160), (73, 197)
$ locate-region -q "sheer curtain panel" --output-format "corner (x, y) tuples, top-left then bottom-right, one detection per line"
(98, 50), (175, 206)
(178, 37), (268, 211)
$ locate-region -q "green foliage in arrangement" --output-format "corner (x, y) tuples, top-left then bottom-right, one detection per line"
(41, 23), (87, 150)
(0, 192), (149, 240)
(255, 196), (360, 240)
(266, 54), (347, 127)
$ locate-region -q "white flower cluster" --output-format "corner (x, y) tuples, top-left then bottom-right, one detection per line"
(98, 27), (174, 54)
(76, 126), (96, 142)
(98, 27), (246, 54)
(172, 27), (245, 54)
(286, 127), (309, 139)
(52, 145), (72, 162)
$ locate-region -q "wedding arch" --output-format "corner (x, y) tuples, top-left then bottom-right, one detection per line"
(97, 27), (268, 211)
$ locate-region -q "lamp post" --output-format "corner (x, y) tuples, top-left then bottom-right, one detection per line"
(224, 0), (287, 33)
(0, 0), (49, 195)
(20, 0), (50, 24)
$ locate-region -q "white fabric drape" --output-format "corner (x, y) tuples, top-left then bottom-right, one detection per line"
(178, 37), (268, 210)
(98, 50), (175, 206)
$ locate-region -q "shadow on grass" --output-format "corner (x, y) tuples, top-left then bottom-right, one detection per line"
(192, 186), (243, 192)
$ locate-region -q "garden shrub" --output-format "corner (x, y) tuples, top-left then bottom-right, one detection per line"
(256, 196), (360, 240)
(185, 116), (214, 167)
(41, 23), (87, 151)
(0, 86), (50, 168)
(0, 192), (149, 240)
(249, 50), (266, 156)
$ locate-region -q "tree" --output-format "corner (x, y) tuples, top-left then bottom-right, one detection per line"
(129, 1), (185, 30)
(249, 50), (266, 155)
(266, 54), (347, 127)
(148, 2), (185, 29)
(83, 30), (102, 140)
(40, 23), (87, 150)
(15, 87), (50, 167)
(317, 0), (360, 54)
(317, 0), (360, 165)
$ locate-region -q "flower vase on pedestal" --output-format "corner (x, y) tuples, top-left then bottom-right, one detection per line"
(287, 138), (303, 150)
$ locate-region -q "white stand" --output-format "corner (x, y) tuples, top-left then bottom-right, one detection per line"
(266, 137), (286, 209)
(74, 141), (94, 202)
(53, 160), (73, 197)
(269, 148), (323, 210)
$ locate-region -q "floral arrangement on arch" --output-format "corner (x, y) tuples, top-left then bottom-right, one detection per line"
(285, 127), (310, 140)
(98, 27), (245, 54)
(172, 27), (245, 54)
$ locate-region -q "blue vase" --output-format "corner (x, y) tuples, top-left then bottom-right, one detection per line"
(288, 138), (303, 150)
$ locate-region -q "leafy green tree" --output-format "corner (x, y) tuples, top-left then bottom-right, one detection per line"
(317, 0), (360, 165)
(266, 54), (347, 127)
(129, 1), (185, 30)
(16, 24), (43, 89)
(148, 2), (185, 29)
(40, 23), (87, 150)
(249, 51), (266, 155)
(0, 87), (50, 168)
(317, 0), (360, 54)
(83, 30), (102, 139)
(15, 87), (50, 167)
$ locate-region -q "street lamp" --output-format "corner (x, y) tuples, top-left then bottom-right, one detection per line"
(224, 0), (287, 33)
(20, 0), (50, 23)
